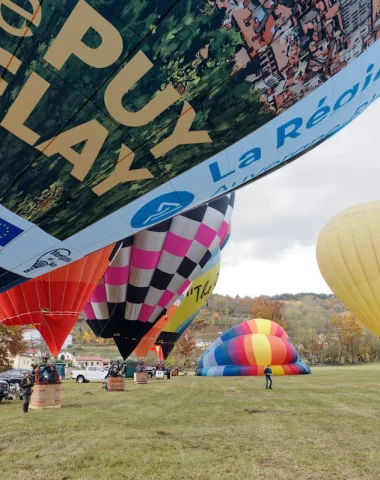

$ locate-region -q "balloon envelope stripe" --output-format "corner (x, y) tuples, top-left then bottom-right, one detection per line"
(197, 320), (310, 376)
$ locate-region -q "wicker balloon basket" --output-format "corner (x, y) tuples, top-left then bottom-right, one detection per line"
(135, 372), (148, 384)
(108, 376), (125, 391)
(29, 384), (62, 410)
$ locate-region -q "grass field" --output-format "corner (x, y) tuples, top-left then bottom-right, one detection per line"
(1, 365), (380, 480)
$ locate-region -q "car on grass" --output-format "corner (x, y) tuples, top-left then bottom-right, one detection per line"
(70, 366), (107, 383)
(0, 380), (9, 402)
(146, 366), (156, 378)
(0, 369), (32, 386)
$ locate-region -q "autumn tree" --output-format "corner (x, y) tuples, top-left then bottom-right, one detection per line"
(0, 325), (26, 371)
(168, 334), (197, 368)
(331, 312), (363, 363)
(251, 296), (286, 328)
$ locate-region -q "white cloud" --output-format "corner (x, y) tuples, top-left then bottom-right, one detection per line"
(216, 100), (380, 296)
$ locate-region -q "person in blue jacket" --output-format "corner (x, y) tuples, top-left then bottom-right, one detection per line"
(264, 365), (273, 389)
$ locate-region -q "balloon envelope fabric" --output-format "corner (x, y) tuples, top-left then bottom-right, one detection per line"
(0, 1), (378, 292)
(0, 244), (117, 356)
(85, 193), (234, 359)
(197, 319), (310, 376)
(317, 201), (380, 337)
(135, 218), (227, 359)
(155, 247), (221, 359)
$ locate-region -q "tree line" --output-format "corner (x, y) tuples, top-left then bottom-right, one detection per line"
(181, 294), (380, 366)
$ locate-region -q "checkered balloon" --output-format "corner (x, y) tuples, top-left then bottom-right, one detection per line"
(84, 193), (235, 358)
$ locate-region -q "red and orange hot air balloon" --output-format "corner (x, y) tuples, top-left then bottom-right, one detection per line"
(0, 245), (118, 355)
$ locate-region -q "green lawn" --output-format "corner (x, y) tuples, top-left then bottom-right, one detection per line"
(1, 365), (380, 480)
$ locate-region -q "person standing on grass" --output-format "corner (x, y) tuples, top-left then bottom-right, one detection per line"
(167, 365), (172, 380)
(264, 365), (273, 389)
(21, 372), (33, 413)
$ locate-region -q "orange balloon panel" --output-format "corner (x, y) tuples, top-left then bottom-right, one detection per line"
(134, 314), (169, 358)
(0, 245), (116, 355)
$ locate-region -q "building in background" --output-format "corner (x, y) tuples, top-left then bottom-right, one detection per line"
(60, 352), (75, 363)
(11, 354), (33, 369)
(73, 356), (110, 368)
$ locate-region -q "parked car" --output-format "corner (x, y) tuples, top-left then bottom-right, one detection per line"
(0, 380), (9, 402)
(0, 369), (32, 386)
(146, 366), (156, 378)
(70, 366), (107, 383)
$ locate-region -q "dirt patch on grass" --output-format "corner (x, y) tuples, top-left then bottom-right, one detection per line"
(258, 458), (278, 468)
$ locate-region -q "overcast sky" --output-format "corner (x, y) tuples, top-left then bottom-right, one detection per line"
(215, 101), (380, 298)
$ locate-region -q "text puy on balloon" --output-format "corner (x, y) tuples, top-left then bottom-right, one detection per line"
(0, 1), (379, 292)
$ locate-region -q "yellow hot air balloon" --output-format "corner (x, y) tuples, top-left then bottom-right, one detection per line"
(316, 202), (380, 337)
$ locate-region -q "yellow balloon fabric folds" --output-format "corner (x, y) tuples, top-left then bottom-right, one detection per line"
(317, 201), (380, 337)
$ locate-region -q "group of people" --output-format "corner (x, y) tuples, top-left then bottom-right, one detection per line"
(156, 363), (172, 379)
(106, 361), (125, 378)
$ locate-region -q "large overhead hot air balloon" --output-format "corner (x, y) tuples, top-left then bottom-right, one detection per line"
(196, 319), (310, 376)
(85, 193), (234, 359)
(0, 245), (117, 355)
(0, 1), (378, 291)
(317, 201), (380, 337)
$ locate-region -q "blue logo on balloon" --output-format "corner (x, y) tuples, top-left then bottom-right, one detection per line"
(131, 191), (195, 229)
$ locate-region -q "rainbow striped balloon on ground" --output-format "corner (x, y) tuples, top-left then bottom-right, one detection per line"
(197, 319), (310, 376)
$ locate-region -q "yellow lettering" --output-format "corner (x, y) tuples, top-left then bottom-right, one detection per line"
(36, 120), (108, 181)
(1, 72), (49, 145)
(44, 0), (122, 71)
(150, 102), (212, 158)
(93, 144), (154, 196)
(0, 0), (41, 37)
(104, 50), (180, 127)
(0, 47), (21, 95)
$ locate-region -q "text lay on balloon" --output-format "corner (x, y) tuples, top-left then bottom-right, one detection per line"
(0, 1), (379, 291)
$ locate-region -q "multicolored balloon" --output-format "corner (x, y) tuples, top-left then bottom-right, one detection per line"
(135, 205), (231, 359)
(85, 193), (234, 359)
(0, 1), (378, 291)
(317, 201), (380, 337)
(155, 248), (221, 358)
(0, 245), (117, 355)
(197, 319), (310, 376)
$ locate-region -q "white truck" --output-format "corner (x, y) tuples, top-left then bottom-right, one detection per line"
(70, 366), (108, 383)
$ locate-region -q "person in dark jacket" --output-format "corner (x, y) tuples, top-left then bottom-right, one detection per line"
(31, 363), (38, 384)
(21, 372), (33, 413)
(110, 363), (120, 377)
(264, 365), (273, 389)
(166, 365), (172, 380)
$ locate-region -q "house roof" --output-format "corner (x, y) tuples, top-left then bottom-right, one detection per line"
(24, 348), (37, 355)
(74, 356), (110, 362)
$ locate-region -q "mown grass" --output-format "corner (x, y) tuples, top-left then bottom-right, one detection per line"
(1, 365), (380, 480)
